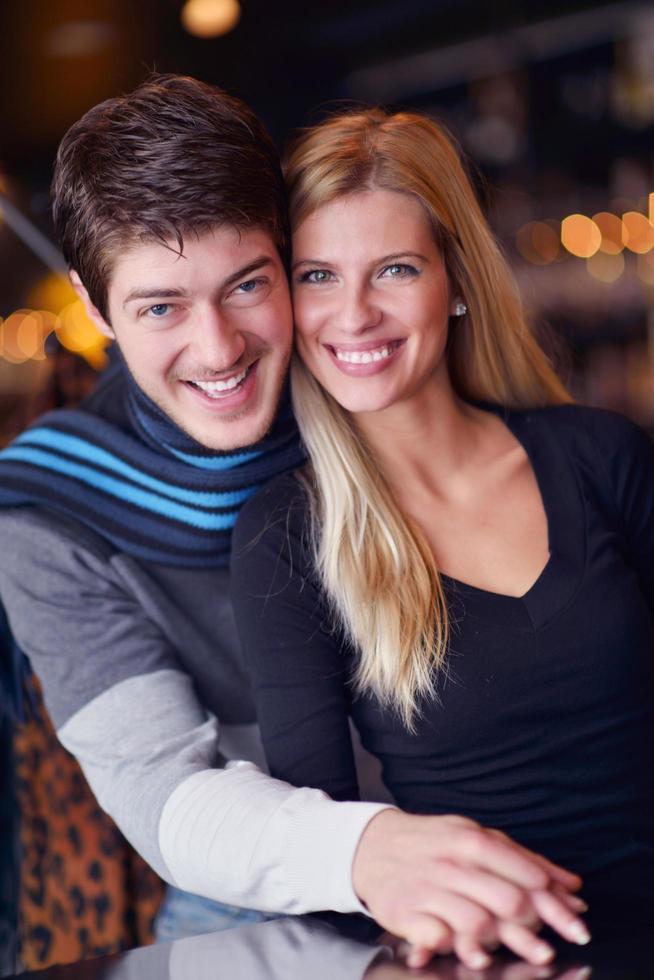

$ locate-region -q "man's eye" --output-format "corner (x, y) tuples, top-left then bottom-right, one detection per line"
(298, 269), (333, 284)
(380, 263), (418, 279)
(235, 277), (264, 293)
(147, 304), (171, 317)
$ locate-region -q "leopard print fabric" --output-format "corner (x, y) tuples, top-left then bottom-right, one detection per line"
(13, 675), (165, 971)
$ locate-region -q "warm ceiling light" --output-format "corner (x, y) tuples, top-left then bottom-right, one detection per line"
(622, 211), (654, 254)
(592, 212), (624, 255)
(181, 0), (241, 38)
(586, 251), (625, 284)
(516, 221), (560, 265)
(561, 214), (602, 259)
(637, 251), (654, 286)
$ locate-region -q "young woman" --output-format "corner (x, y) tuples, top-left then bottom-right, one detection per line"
(231, 109), (654, 956)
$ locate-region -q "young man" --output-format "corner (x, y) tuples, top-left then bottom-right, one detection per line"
(0, 75), (587, 970)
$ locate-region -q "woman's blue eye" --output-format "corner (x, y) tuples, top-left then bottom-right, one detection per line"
(381, 263), (418, 278)
(299, 269), (332, 284)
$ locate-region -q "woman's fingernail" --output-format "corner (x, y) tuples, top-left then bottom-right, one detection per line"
(533, 942), (555, 964)
(468, 951), (491, 970)
(570, 921), (591, 945)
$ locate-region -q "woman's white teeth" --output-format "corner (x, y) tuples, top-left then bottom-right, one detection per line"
(193, 369), (248, 397)
(335, 346), (392, 364)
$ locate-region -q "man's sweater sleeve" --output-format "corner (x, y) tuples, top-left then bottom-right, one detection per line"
(0, 508), (388, 913)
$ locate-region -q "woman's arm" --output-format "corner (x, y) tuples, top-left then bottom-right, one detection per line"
(231, 474), (361, 802)
(584, 408), (654, 605)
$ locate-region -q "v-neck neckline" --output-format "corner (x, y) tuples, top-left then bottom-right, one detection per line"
(440, 406), (587, 632)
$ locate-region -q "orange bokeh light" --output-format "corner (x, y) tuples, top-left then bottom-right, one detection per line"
(516, 222), (560, 264)
(181, 0), (241, 37)
(622, 212), (654, 254)
(561, 214), (602, 258)
(592, 212), (624, 255)
(586, 251), (625, 284)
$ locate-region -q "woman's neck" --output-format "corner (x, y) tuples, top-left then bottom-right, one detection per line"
(352, 376), (496, 496)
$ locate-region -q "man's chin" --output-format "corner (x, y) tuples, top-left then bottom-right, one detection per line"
(175, 402), (280, 452)
(139, 368), (287, 452)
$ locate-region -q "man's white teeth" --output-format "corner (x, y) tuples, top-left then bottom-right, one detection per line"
(335, 346), (392, 364)
(192, 369), (248, 397)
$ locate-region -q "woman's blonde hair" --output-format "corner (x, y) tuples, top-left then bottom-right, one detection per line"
(286, 108), (570, 729)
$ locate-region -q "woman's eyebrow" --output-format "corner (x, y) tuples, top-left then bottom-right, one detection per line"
(292, 250), (430, 272)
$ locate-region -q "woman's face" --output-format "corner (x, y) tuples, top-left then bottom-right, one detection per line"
(292, 188), (460, 416)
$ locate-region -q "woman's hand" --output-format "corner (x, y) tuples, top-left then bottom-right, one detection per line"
(352, 810), (590, 971)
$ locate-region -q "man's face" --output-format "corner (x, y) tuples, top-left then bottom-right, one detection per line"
(79, 226), (293, 451)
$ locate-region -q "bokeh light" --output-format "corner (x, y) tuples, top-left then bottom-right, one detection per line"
(516, 221), (560, 264)
(561, 214), (602, 258)
(586, 251), (625, 284)
(56, 301), (108, 369)
(592, 212), (624, 255)
(622, 211), (654, 254)
(28, 272), (76, 312)
(0, 310), (49, 364)
(637, 251), (654, 286)
(181, 0), (241, 38)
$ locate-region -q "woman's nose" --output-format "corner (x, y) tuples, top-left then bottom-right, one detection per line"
(338, 284), (383, 334)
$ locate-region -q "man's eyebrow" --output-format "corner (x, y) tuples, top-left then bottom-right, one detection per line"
(222, 255), (274, 289)
(122, 256), (276, 309)
(123, 288), (187, 308)
(292, 251), (430, 272)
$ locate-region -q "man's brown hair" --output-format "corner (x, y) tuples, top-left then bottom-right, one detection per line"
(51, 74), (288, 320)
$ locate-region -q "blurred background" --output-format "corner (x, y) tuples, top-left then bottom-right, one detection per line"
(1, 0), (653, 436)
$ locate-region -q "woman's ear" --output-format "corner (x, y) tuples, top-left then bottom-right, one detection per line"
(69, 271), (115, 339)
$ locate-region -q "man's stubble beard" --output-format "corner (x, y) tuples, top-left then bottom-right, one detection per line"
(141, 364), (290, 452)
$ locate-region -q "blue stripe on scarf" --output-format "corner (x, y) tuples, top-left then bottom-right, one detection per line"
(164, 444), (263, 469)
(2, 447), (259, 530)
(133, 398), (266, 470)
(14, 428), (257, 508)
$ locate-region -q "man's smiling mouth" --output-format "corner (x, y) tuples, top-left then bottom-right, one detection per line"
(185, 364), (254, 398)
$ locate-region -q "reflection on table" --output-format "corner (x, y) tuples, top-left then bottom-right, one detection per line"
(8, 914), (653, 980)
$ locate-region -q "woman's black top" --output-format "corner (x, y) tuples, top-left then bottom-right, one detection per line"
(231, 405), (654, 925)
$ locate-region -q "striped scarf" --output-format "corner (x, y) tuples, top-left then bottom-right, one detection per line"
(0, 358), (305, 568)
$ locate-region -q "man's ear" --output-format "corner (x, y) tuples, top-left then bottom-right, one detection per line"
(69, 271), (115, 340)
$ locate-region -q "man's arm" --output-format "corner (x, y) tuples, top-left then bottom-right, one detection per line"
(0, 507), (386, 913)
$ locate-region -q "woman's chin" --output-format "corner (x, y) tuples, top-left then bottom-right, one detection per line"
(324, 388), (398, 415)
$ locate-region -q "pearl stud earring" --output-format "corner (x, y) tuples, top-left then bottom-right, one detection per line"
(452, 301), (467, 316)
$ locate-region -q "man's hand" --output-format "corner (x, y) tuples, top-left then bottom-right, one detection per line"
(352, 810), (590, 971)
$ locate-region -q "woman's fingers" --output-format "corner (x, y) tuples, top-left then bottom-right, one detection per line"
(425, 861), (539, 927)
(550, 883), (588, 914)
(401, 916), (453, 968)
(451, 934), (494, 971)
(530, 888), (591, 947)
(495, 921), (555, 966)
(489, 830), (582, 893)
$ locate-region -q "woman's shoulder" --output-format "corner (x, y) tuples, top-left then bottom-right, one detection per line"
(508, 403), (654, 502)
(509, 402), (651, 455)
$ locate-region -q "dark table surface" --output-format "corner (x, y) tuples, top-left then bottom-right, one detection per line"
(6, 915), (653, 980)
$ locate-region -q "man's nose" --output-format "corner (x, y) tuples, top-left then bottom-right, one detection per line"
(190, 305), (246, 370)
